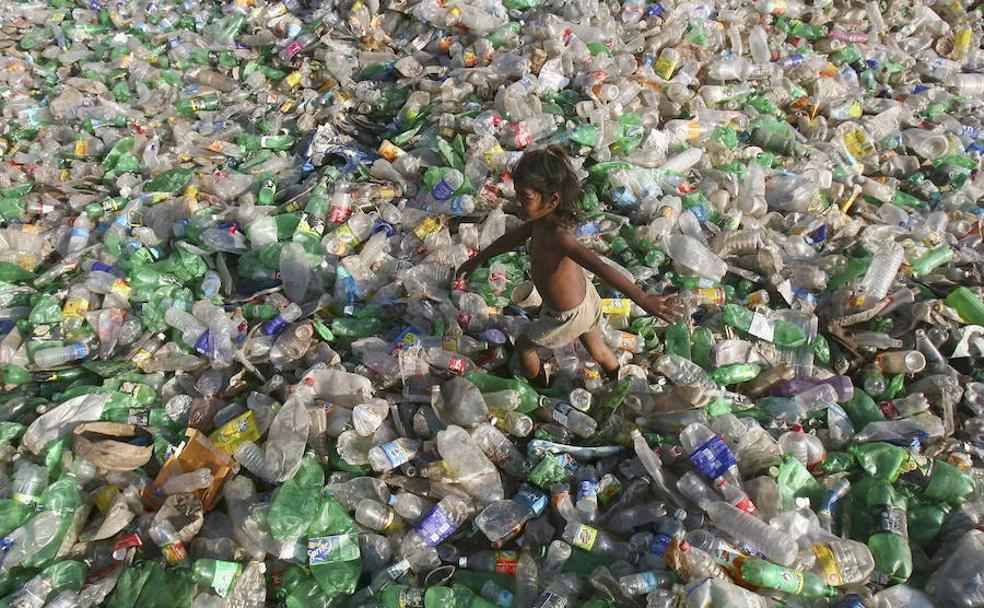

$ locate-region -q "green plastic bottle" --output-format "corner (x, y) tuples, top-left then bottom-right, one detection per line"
(710, 363), (761, 386)
(946, 287), (984, 325)
(463, 372), (539, 413)
(910, 245), (952, 278)
(721, 304), (808, 347)
(664, 321), (692, 360)
(864, 480), (912, 582)
(268, 454), (325, 541)
(191, 559), (242, 598)
(739, 558), (837, 599)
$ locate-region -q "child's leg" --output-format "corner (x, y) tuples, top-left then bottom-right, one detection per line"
(515, 335), (544, 381)
(580, 323), (620, 377)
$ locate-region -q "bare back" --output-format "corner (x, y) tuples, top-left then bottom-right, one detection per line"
(528, 221), (587, 312)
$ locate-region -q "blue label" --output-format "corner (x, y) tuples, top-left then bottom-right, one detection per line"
(194, 330), (212, 356)
(645, 4), (664, 15)
(689, 435), (737, 481)
(449, 196), (467, 215)
(611, 186), (637, 209)
(432, 177), (455, 200)
(514, 485), (547, 517)
(416, 505), (458, 547)
(91, 261), (114, 273)
(649, 533), (671, 556)
(261, 315), (288, 336)
(577, 480), (598, 502)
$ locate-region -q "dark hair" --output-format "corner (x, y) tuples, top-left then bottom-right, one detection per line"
(512, 145), (582, 227)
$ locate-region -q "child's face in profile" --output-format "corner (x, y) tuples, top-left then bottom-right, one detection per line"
(515, 186), (559, 222)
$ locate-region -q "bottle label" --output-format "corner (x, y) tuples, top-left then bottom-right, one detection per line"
(332, 223), (359, 253)
(209, 411), (261, 455)
(812, 543), (844, 586)
(601, 298), (631, 316)
(307, 533), (361, 564)
(617, 332), (639, 351)
(399, 588), (425, 608)
(511, 122), (532, 148)
(570, 523), (598, 551)
(878, 400), (900, 420)
(552, 402), (572, 426)
(193, 330), (212, 356)
(446, 357), (467, 375)
(127, 409), (150, 426)
(210, 561), (242, 597)
(513, 485), (547, 517)
(874, 504), (908, 539)
(639, 571), (660, 592)
(494, 549), (518, 574)
(432, 176), (456, 200)
(733, 493), (757, 516)
(161, 541), (187, 564)
(745, 313), (775, 342)
(690, 435), (737, 481)
(766, 567), (804, 595)
(416, 505), (457, 547)
(329, 203), (352, 224)
(380, 440), (412, 467)
(285, 40), (303, 58)
(62, 296), (89, 319)
(577, 479), (598, 502)
(650, 532), (672, 556)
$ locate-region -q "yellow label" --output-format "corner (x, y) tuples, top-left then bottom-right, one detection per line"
(209, 411), (261, 455)
(481, 144), (505, 168)
(571, 524), (598, 550)
(654, 56), (677, 80)
(378, 139), (404, 161)
(74, 139), (88, 156)
(842, 128), (875, 161)
(285, 71), (302, 88)
(63, 296), (89, 319)
(601, 298), (631, 316)
(110, 278), (132, 300)
(333, 223), (358, 252)
(413, 215), (442, 240)
(94, 485), (121, 514)
(279, 99), (295, 113)
(953, 29), (972, 60)
(60, 169), (70, 181)
(618, 332), (639, 351)
(813, 543), (844, 586)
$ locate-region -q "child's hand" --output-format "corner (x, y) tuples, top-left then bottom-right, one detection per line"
(642, 293), (686, 323)
(455, 257), (480, 280)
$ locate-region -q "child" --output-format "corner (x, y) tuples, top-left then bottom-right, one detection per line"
(456, 146), (683, 383)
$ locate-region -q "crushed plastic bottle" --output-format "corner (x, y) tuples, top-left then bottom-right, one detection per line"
(0, 0), (983, 605)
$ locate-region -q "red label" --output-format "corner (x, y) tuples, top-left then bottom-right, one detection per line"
(329, 204), (352, 224)
(878, 401), (900, 420)
(494, 550), (518, 574)
(511, 122), (532, 148)
(112, 533), (143, 560)
(447, 358), (466, 375)
(285, 40), (303, 58)
(734, 495), (757, 516)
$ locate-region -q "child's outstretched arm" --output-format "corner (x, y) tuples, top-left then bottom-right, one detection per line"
(455, 222), (534, 279)
(556, 232), (684, 323)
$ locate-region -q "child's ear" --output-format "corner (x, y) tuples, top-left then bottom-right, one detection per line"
(549, 192), (561, 207)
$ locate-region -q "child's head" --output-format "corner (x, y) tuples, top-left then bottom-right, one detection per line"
(511, 145), (582, 227)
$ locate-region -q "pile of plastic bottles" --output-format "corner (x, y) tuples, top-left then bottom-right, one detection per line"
(1, 0), (983, 605)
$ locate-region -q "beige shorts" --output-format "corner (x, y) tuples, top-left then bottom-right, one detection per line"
(525, 281), (602, 349)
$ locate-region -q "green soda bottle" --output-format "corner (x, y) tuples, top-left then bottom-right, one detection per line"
(739, 558), (837, 599)
(910, 246), (952, 278)
(711, 363), (762, 386)
(463, 372), (539, 413)
(841, 388), (885, 430)
(268, 454), (325, 541)
(664, 321), (692, 359)
(192, 559), (242, 598)
(721, 304), (807, 347)
(865, 480), (912, 582)
(691, 327), (714, 368)
(945, 287), (984, 324)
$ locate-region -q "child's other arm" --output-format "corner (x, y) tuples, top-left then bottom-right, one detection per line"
(456, 223), (533, 278)
(558, 232), (684, 322)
